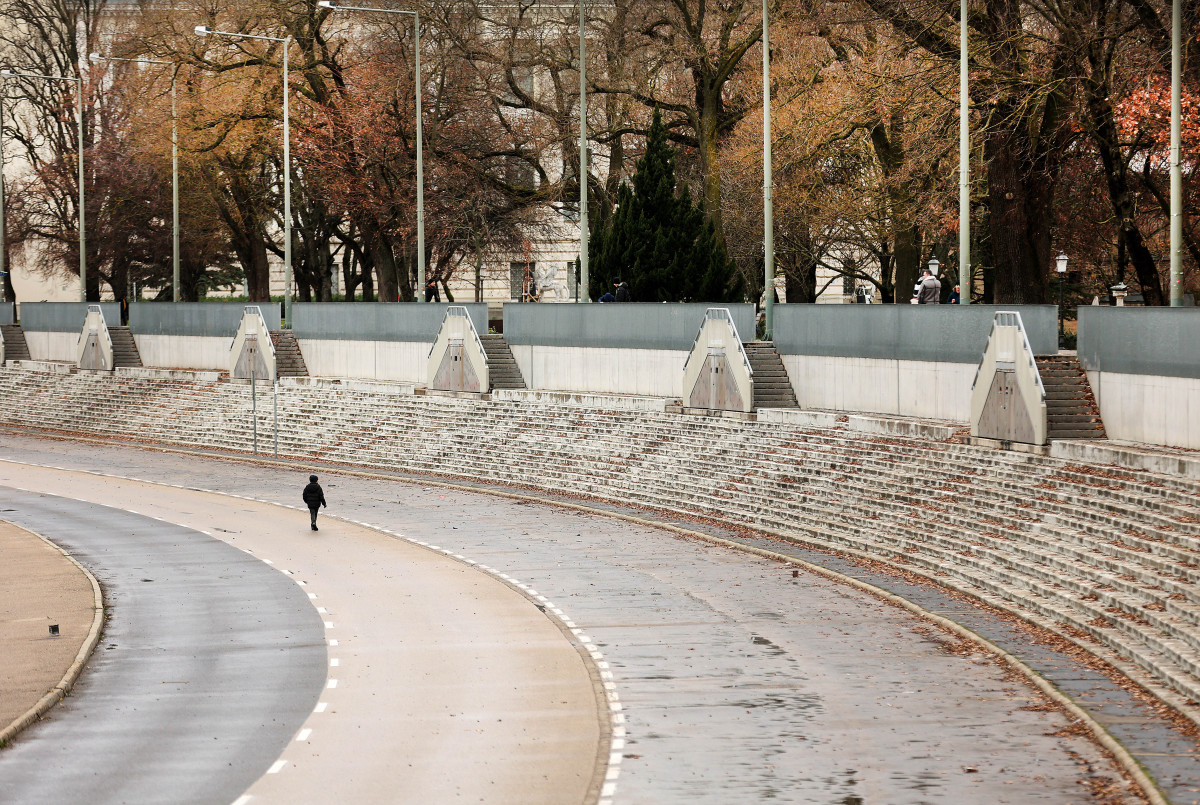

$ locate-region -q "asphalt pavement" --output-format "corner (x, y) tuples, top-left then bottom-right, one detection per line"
(0, 433), (1155, 804)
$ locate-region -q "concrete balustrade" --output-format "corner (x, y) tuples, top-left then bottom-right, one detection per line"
(292, 303), (487, 383)
(11, 301), (1200, 458)
(772, 304), (1059, 423)
(1079, 307), (1200, 449)
(130, 303), (268, 371)
(20, 302), (120, 362)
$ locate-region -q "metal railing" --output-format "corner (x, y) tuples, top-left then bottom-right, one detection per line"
(683, 307), (754, 380)
(971, 310), (1045, 400)
(86, 303), (114, 361)
(430, 305), (488, 362)
(244, 305), (277, 363)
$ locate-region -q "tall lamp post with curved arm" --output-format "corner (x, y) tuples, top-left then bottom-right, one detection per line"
(1, 67), (86, 301)
(318, 0), (426, 302)
(194, 25), (294, 323)
(90, 53), (181, 302)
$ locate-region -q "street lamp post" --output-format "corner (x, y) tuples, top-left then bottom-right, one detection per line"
(1170, 0), (1183, 305)
(578, 0), (589, 302)
(319, 1), (426, 302)
(195, 26), (293, 323)
(762, 0), (774, 338)
(90, 54), (180, 302)
(958, 0), (970, 305)
(0, 80), (6, 293)
(1056, 252), (1068, 345)
(1, 67), (85, 301)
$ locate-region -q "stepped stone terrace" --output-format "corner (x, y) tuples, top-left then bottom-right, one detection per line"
(3, 363), (1200, 730)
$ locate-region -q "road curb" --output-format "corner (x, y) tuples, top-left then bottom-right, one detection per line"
(0, 522), (105, 749)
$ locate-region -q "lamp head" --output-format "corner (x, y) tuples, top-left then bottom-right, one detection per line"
(317, 1), (338, 7)
(89, 52), (103, 62)
(194, 25), (212, 36)
(1056, 252), (1068, 273)
(927, 257), (940, 274)
(0, 68), (14, 77)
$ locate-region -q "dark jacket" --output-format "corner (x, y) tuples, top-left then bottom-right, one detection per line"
(614, 282), (631, 302)
(303, 482), (326, 510)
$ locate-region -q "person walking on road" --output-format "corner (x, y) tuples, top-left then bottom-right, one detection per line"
(303, 474), (327, 531)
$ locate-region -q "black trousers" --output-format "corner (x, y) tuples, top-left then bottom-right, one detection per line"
(309, 506), (319, 528)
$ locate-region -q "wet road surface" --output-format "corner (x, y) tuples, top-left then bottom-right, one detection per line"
(0, 433), (1159, 803)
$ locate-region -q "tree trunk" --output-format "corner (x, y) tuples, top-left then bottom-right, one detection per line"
(693, 79), (726, 251)
(363, 223), (399, 303)
(1085, 79), (1165, 304)
(870, 118), (921, 303)
(983, 119), (1054, 304)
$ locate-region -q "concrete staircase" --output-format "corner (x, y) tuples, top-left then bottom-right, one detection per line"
(479, 334), (525, 390)
(743, 341), (797, 409)
(109, 326), (143, 368)
(1036, 355), (1105, 440)
(270, 331), (308, 378)
(7, 365), (1200, 714)
(1, 324), (30, 362)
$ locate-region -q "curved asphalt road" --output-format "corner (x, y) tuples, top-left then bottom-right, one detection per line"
(0, 489), (327, 805)
(0, 436), (1152, 804)
(0, 465), (604, 805)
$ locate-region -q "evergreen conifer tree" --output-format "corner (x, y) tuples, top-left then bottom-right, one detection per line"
(589, 110), (743, 303)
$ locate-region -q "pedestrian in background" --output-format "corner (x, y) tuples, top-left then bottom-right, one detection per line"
(947, 284), (961, 304)
(303, 474), (327, 531)
(916, 268), (942, 304)
(614, 281), (631, 302)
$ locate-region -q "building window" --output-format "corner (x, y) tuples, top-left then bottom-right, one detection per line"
(511, 262), (536, 301)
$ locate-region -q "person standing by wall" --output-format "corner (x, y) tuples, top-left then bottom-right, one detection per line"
(303, 475), (327, 531)
(916, 268), (942, 304)
(947, 284), (961, 304)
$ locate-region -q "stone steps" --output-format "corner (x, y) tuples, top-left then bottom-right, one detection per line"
(479, 334), (525, 390)
(109, 326), (143, 368)
(1, 324), (31, 362)
(743, 341), (797, 409)
(1036, 355), (1106, 439)
(270, 330), (309, 378)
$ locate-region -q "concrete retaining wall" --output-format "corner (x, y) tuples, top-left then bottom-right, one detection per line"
(504, 303), (756, 350)
(781, 355), (977, 422)
(0, 303), (14, 325)
(292, 303), (486, 382)
(503, 303), (752, 397)
(1078, 307), (1200, 448)
(135, 335), (232, 371)
(21, 302), (121, 333)
(300, 340), (430, 383)
(128, 304), (271, 372)
(23, 331), (80, 362)
(509, 345), (687, 398)
(773, 305), (1056, 422)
